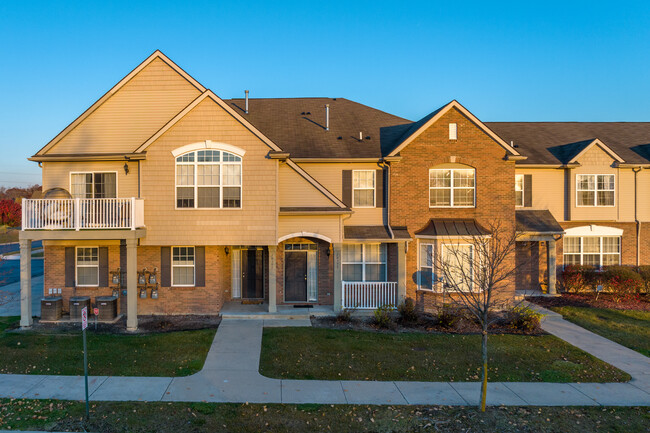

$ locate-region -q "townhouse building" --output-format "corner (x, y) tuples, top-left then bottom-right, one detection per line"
(17, 51), (650, 329)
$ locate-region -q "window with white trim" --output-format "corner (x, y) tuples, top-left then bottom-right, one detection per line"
(71, 172), (117, 198)
(515, 174), (524, 207)
(576, 174), (614, 207)
(429, 168), (475, 207)
(176, 150), (242, 208)
(563, 236), (620, 267)
(172, 246), (195, 286)
(342, 243), (386, 282)
(441, 243), (474, 292)
(352, 170), (375, 207)
(449, 123), (457, 140)
(76, 247), (99, 287)
(419, 243), (435, 290)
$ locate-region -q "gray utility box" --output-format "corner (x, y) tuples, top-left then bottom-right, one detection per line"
(41, 297), (62, 321)
(95, 296), (118, 321)
(69, 296), (91, 320)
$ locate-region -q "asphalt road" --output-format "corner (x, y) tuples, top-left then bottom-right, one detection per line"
(0, 259), (44, 286)
(0, 240), (42, 255)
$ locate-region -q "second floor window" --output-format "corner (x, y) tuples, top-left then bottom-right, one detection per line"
(429, 168), (475, 207)
(176, 150), (242, 209)
(353, 170), (375, 207)
(71, 172), (116, 198)
(515, 174), (524, 207)
(576, 174), (614, 207)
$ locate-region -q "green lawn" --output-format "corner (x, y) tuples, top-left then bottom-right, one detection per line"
(1, 399), (648, 433)
(551, 306), (650, 357)
(0, 317), (215, 376)
(261, 327), (630, 383)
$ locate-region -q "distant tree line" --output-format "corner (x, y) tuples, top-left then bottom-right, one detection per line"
(0, 185), (42, 227)
(0, 185), (42, 201)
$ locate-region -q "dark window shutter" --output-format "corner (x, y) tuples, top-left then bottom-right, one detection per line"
(120, 240), (127, 285)
(65, 247), (75, 287)
(161, 247), (171, 287)
(195, 246), (205, 287)
(342, 170), (352, 207)
(376, 169), (384, 208)
(524, 174), (533, 207)
(99, 247), (109, 287)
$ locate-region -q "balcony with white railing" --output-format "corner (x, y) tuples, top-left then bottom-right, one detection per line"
(22, 198), (145, 231)
(342, 281), (398, 310)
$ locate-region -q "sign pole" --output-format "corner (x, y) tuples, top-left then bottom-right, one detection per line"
(81, 306), (90, 420)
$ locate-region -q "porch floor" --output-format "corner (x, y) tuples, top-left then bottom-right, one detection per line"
(221, 301), (335, 320)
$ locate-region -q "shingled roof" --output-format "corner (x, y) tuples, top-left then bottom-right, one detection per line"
(224, 98), (412, 159)
(486, 122), (650, 165)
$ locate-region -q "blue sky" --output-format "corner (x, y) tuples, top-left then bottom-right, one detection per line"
(1, 1), (649, 187)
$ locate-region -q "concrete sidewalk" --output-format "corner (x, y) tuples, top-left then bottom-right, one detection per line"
(0, 317), (649, 406)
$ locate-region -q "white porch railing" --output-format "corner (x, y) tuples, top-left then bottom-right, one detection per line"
(342, 281), (398, 310)
(22, 198), (145, 230)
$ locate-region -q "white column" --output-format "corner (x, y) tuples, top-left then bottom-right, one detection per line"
(19, 238), (33, 328)
(268, 246), (277, 313)
(397, 241), (407, 304)
(547, 239), (557, 295)
(126, 238), (138, 330)
(333, 243), (342, 312)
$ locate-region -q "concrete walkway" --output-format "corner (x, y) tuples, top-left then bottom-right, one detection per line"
(0, 317), (649, 406)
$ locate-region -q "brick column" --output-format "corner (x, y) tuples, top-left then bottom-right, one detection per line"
(19, 238), (33, 328)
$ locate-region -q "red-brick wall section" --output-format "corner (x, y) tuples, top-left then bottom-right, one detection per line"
(389, 107), (517, 311)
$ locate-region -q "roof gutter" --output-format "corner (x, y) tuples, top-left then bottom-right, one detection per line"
(29, 153), (147, 162)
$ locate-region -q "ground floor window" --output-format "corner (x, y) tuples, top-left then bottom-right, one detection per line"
(76, 247), (99, 287)
(172, 246), (195, 286)
(563, 236), (620, 267)
(418, 242), (474, 291)
(342, 243), (386, 282)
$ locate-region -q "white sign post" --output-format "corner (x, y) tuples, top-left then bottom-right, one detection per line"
(81, 307), (89, 420)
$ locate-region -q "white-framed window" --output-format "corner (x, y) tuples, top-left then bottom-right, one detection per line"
(342, 243), (386, 282)
(70, 172), (117, 198)
(449, 123), (457, 140)
(429, 168), (475, 207)
(563, 236), (620, 267)
(418, 243), (435, 290)
(175, 150), (242, 209)
(576, 174), (615, 207)
(441, 243), (474, 292)
(352, 170), (375, 208)
(172, 246), (195, 286)
(515, 174), (524, 207)
(76, 247), (99, 287)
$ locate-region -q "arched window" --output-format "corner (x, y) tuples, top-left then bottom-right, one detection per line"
(175, 149), (242, 208)
(429, 164), (475, 207)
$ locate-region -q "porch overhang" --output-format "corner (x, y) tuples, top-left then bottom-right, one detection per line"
(414, 219), (491, 239)
(516, 210), (564, 241)
(343, 225), (411, 242)
(279, 206), (352, 216)
(19, 228), (147, 241)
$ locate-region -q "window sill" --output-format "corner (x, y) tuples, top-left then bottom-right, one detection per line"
(428, 206), (476, 209)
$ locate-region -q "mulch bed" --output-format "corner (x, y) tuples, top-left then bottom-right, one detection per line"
(17, 315), (221, 335)
(311, 313), (544, 336)
(528, 293), (650, 311)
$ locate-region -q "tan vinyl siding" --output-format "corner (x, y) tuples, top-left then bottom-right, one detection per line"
(278, 215), (342, 243)
(45, 58), (201, 155)
(515, 168), (565, 222)
(618, 169), (636, 222)
(637, 170), (650, 221)
(278, 164), (335, 207)
(42, 161), (139, 198)
(298, 162), (384, 225)
(571, 146), (618, 221)
(140, 98), (277, 246)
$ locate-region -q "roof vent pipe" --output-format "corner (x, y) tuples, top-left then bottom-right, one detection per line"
(325, 104), (330, 131)
(245, 90), (249, 114)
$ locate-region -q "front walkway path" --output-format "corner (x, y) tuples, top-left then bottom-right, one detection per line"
(0, 317), (649, 406)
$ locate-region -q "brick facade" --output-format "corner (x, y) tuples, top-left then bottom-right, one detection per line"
(389, 108), (517, 311)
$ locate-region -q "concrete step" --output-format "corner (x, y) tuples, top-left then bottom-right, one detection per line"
(221, 313), (310, 320)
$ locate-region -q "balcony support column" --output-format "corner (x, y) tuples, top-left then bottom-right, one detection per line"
(19, 238), (33, 328)
(333, 243), (342, 312)
(126, 238), (138, 330)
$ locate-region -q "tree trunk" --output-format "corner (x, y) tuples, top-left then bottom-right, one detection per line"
(480, 327), (488, 412)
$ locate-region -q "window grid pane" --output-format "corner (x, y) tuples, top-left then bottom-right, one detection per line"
(429, 169), (475, 207)
(175, 150), (242, 208)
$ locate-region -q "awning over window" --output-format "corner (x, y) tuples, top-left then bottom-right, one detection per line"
(516, 210), (564, 234)
(344, 225), (411, 241)
(414, 219), (491, 238)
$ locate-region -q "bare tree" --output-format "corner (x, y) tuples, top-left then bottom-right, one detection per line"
(433, 220), (519, 411)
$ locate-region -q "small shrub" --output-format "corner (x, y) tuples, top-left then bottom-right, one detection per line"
(336, 309), (353, 323)
(636, 266), (650, 293)
(397, 298), (418, 323)
(602, 266), (643, 303)
(507, 305), (544, 332)
(435, 306), (462, 328)
(372, 304), (394, 329)
(560, 265), (594, 293)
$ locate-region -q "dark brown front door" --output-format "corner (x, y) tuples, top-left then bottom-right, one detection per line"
(241, 248), (264, 299)
(285, 252), (307, 302)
